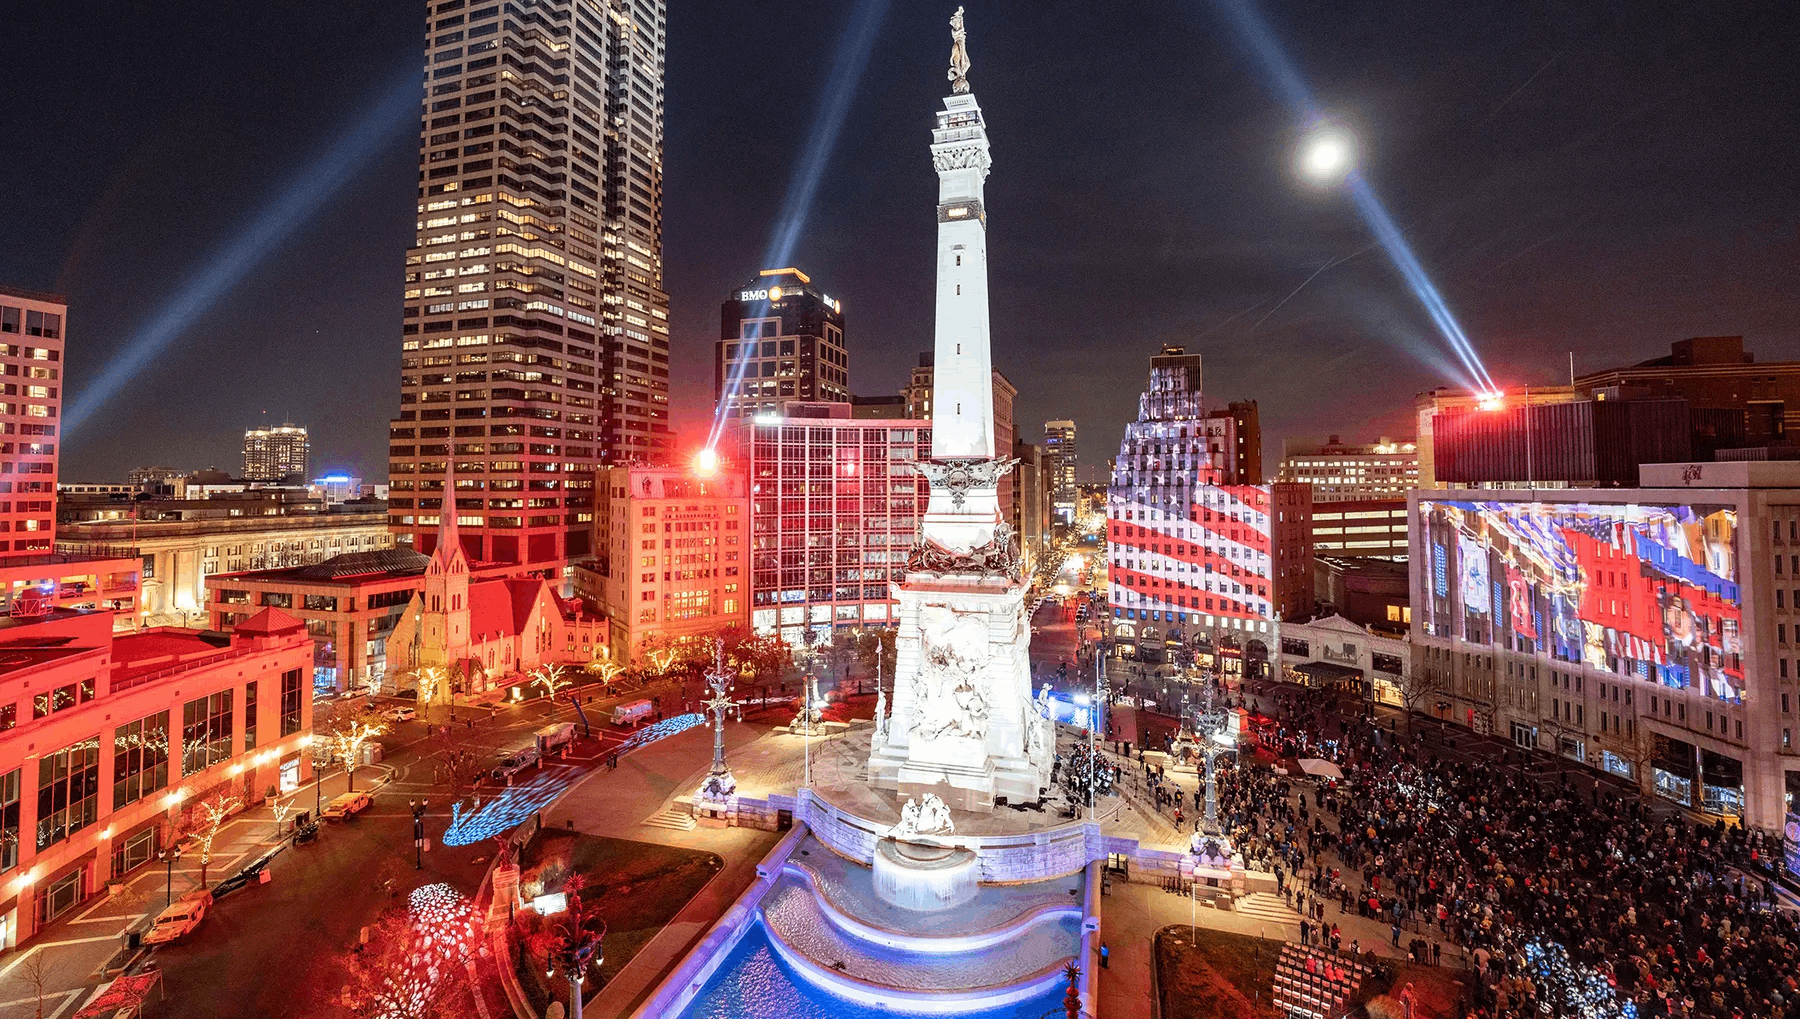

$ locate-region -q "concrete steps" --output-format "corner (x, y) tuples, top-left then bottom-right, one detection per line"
(1232, 891), (1305, 926)
(642, 806), (697, 831)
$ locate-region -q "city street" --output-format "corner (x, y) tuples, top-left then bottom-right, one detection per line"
(0, 683), (680, 1019)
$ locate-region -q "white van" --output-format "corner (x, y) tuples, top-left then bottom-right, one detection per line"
(611, 700), (654, 727)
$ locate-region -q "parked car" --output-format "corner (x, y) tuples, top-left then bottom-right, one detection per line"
(490, 746), (540, 782)
(394, 688), (419, 700)
(143, 889), (214, 946)
(385, 706), (418, 723)
(321, 791), (373, 820)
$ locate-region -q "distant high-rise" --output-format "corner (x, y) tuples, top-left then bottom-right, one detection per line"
(389, 0), (671, 567)
(0, 285), (64, 556)
(1043, 419), (1078, 521)
(243, 424), (310, 482)
(715, 268), (847, 420)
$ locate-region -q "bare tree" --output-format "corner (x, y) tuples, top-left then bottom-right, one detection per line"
(269, 796), (295, 842)
(432, 723), (487, 797)
(319, 701), (391, 792)
(180, 791), (244, 886)
(10, 950), (55, 1019)
(1614, 724), (1667, 797)
(1395, 666), (1444, 731)
(531, 663), (574, 703)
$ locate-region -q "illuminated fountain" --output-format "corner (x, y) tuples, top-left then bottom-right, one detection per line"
(871, 795), (979, 911)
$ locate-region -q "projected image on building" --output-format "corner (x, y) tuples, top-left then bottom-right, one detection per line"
(1419, 500), (1741, 703)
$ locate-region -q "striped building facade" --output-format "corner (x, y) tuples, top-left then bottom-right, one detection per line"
(1106, 347), (1313, 673)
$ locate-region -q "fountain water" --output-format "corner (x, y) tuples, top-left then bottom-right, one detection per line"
(872, 839), (980, 911)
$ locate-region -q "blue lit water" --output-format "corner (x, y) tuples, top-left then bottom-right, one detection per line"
(678, 922), (1066, 1019)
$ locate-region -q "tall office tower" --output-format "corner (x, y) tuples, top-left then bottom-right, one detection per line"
(0, 286), (141, 621)
(1043, 419), (1078, 521)
(0, 286), (64, 556)
(390, 0), (671, 568)
(243, 424), (310, 482)
(714, 268), (848, 420)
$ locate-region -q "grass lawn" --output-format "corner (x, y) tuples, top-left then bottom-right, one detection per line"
(1156, 927), (1468, 1019)
(513, 831), (723, 1015)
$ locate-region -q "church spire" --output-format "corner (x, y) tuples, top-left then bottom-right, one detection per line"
(430, 458), (467, 573)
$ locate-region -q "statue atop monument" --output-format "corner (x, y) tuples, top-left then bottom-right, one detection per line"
(948, 7), (971, 94)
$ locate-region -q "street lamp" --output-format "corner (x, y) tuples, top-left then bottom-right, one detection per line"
(546, 895), (606, 1019)
(410, 799), (429, 869)
(160, 846), (182, 906)
(697, 641), (737, 805)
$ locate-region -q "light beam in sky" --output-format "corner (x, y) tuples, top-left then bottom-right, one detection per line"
(706, 0), (892, 453)
(63, 69), (421, 435)
(1205, 0), (1497, 392)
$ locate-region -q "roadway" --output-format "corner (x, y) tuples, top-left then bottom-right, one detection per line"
(0, 683), (688, 1019)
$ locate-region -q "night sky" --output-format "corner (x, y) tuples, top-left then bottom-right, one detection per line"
(2, 1), (1795, 484)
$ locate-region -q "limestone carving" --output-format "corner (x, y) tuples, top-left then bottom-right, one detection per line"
(911, 604), (991, 742)
(907, 521), (1021, 578)
(891, 793), (955, 838)
(912, 456), (1019, 511)
(932, 145), (991, 173)
(873, 681), (890, 745)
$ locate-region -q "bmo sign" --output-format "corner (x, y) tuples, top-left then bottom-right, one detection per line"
(738, 288), (769, 302)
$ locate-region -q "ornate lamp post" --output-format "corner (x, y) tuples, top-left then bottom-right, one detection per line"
(1193, 670), (1237, 837)
(697, 641), (737, 804)
(546, 893), (606, 1019)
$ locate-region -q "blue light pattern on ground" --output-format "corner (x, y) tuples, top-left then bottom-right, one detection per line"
(442, 713), (704, 845)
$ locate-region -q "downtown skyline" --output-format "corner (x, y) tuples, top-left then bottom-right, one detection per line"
(1, 0), (1795, 482)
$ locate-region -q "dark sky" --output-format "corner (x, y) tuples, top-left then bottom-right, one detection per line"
(3, 1), (1795, 484)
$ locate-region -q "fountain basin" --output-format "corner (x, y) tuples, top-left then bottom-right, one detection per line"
(873, 838), (980, 911)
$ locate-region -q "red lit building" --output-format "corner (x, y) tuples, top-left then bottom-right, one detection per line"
(1106, 346), (1312, 672)
(0, 608), (312, 946)
(0, 285), (141, 625)
(734, 403), (932, 646)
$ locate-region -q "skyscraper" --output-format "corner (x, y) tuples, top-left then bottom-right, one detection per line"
(714, 268), (848, 420)
(389, 0), (670, 567)
(0, 286), (63, 556)
(1106, 346), (1312, 677)
(1043, 419), (1077, 521)
(0, 285), (141, 620)
(243, 424), (310, 482)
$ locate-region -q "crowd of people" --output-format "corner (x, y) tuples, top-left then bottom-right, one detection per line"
(1054, 742), (1117, 805)
(1180, 685), (1800, 1019)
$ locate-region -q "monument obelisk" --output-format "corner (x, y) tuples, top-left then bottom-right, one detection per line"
(869, 7), (1052, 812)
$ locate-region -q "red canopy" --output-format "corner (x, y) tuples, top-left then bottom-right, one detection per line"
(72, 971), (162, 1019)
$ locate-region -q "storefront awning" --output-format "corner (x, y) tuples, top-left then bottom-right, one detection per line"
(1292, 661), (1364, 682)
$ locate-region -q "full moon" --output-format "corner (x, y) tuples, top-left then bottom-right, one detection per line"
(1297, 125), (1356, 186)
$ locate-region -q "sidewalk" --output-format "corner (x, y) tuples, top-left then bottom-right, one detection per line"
(0, 760), (387, 1019)
(536, 718), (781, 1019)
